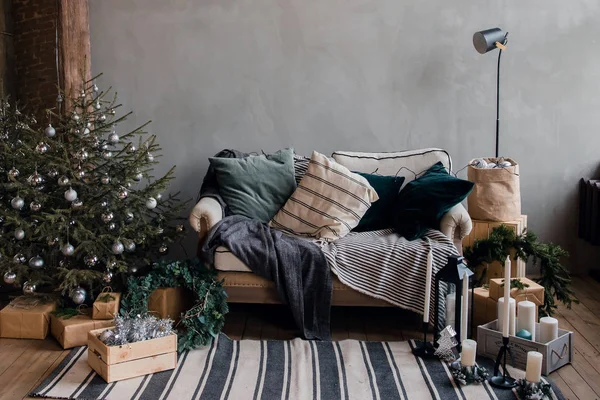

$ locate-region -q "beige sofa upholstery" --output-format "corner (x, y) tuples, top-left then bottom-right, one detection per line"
(190, 148), (472, 306)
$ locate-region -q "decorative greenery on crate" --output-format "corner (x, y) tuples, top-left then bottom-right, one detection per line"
(464, 225), (577, 317)
(121, 258), (228, 351)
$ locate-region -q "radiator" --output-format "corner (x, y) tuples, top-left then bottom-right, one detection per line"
(579, 178), (600, 245)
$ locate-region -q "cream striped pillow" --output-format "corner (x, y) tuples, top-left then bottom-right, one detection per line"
(269, 151), (379, 241)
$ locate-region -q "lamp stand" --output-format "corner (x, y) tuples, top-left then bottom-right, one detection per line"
(495, 47), (503, 158)
(412, 322), (436, 358)
(489, 336), (517, 388)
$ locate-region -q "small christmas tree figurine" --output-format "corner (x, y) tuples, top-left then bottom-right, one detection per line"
(0, 76), (187, 303)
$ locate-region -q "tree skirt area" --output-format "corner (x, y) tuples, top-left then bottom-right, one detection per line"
(32, 334), (563, 399)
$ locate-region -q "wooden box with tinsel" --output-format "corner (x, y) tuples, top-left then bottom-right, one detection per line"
(87, 315), (177, 383)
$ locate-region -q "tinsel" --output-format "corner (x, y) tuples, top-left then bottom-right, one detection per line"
(99, 314), (175, 346)
(515, 378), (553, 400)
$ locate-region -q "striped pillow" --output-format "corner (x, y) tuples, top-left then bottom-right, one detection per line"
(270, 151), (379, 241)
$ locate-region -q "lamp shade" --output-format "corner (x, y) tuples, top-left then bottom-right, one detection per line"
(473, 28), (506, 54)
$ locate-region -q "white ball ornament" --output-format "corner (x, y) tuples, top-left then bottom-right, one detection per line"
(3, 271), (16, 284)
(146, 197), (157, 209)
(471, 158), (488, 169)
(146, 152), (154, 162)
(102, 151), (112, 159)
(72, 112), (80, 121)
(28, 255), (44, 269)
(108, 132), (119, 144)
(98, 114), (107, 122)
(498, 160), (512, 168)
(118, 189), (128, 200)
(47, 168), (59, 178)
(23, 281), (36, 295)
(8, 167), (19, 178)
(486, 162), (497, 169)
(61, 243), (75, 256)
(30, 201), (42, 211)
(71, 287), (87, 305)
(35, 142), (50, 154)
(64, 187), (78, 202)
(14, 228), (25, 240)
(112, 241), (125, 255)
(44, 124), (56, 138)
(71, 199), (83, 209)
(13, 253), (26, 264)
(58, 176), (70, 186)
(101, 175), (111, 185)
(11, 196), (24, 210)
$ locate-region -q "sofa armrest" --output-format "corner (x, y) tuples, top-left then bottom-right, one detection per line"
(188, 197), (223, 237)
(439, 203), (472, 243)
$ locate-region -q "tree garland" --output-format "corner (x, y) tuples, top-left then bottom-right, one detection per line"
(464, 225), (577, 317)
(121, 258), (228, 351)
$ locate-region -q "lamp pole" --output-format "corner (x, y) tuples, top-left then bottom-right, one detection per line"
(496, 48), (502, 158)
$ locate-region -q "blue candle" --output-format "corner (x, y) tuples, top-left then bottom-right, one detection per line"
(516, 329), (532, 341)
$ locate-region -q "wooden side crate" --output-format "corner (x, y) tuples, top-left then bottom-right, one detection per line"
(87, 327), (177, 383)
(462, 215), (527, 283)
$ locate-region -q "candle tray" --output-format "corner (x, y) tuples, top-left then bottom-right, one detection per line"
(477, 320), (572, 375)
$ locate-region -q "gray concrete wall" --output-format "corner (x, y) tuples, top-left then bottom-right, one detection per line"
(88, 0), (600, 273)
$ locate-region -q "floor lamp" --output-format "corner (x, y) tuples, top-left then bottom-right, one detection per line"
(473, 28), (509, 158)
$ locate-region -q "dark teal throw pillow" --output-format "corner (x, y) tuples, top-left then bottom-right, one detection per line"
(353, 173), (405, 232)
(209, 148), (296, 223)
(393, 162), (474, 240)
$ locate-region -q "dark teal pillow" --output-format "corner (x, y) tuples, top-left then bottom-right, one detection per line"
(393, 162), (474, 240)
(353, 173), (405, 232)
(209, 148), (296, 223)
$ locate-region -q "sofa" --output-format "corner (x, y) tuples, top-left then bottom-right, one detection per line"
(189, 148), (473, 307)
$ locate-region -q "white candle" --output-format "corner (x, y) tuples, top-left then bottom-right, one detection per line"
(423, 248), (433, 323)
(502, 256), (511, 337)
(517, 300), (536, 341)
(540, 317), (559, 343)
(461, 273), (469, 342)
(497, 297), (516, 336)
(525, 351), (543, 383)
(445, 292), (456, 328)
(461, 339), (477, 367)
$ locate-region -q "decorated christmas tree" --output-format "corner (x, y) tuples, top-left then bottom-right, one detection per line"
(0, 76), (187, 304)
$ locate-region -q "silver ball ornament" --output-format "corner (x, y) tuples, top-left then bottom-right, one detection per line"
(28, 255), (44, 269)
(72, 112), (80, 121)
(76, 169), (86, 179)
(486, 162), (497, 169)
(146, 152), (154, 162)
(82, 127), (90, 136)
(125, 211), (134, 223)
(98, 329), (114, 343)
(75, 149), (88, 160)
(23, 281), (36, 295)
(14, 228), (25, 240)
(108, 132), (119, 144)
(124, 241), (136, 252)
(118, 189), (128, 200)
(58, 176), (70, 186)
(45, 124), (56, 138)
(71, 287), (87, 305)
(471, 158), (488, 169)
(98, 114), (107, 122)
(102, 270), (113, 284)
(84, 254), (99, 267)
(61, 243), (75, 256)
(95, 101), (102, 110)
(27, 172), (44, 187)
(100, 200), (109, 208)
(8, 167), (19, 178)
(64, 187), (78, 201)
(11, 196), (24, 210)
(158, 244), (168, 254)
(126, 144), (136, 154)
(102, 151), (113, 159)
(71, 199), (83, 209)
(133, 172), (143, 182)
(100, 175), (111, 185)
(13, 253), (26, 263)
(47, 168), (59, 178)
(498, 160), (512, 168)
(35, 142), (50, 154)
(146, 197), (157, 209)
(107, 222), (116, 231)
(112, 241), (124, 255)
(156, 193), (162, 200)
(101, 212), (114, 223)
(30, 201), (41, 212)
(48, 237), (59, 247)
(3, 271), (16, 284)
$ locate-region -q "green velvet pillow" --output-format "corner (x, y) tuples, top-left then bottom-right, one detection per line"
(353, 173), (405, 232)
(209, 149), (296, 223)
(393, 162), (474, 240)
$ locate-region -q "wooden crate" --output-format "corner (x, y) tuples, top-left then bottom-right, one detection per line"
(463, 215), (527, 282)
(87, 327), (177, 383)
(477, 320), (573, 376)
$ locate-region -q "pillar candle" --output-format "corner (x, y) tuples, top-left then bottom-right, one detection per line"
(517, 300), (536, 341)
(525, 351), (543, 383)
(497, 297), (516, 336)
(461, 339), (477, 367)
(502, 256), (511, 337)
(445, 292), (456, 328)
(461, 273), (469, 342)
(423, 249), (433, 323)
(539, 317), (559, 343)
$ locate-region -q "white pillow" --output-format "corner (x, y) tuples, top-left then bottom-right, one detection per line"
(270, 151), (378, 241)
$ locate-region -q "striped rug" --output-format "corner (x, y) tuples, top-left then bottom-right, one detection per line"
(32, 334), (563, 400)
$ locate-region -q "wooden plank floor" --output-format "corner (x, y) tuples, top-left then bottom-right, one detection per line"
(2, 276), (600, 400)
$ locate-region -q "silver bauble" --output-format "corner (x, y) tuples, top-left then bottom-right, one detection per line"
(118, 189), (128, 200)
(158, 244), (168, 254)
(100, 200), (109, 208)
(98, 329), (114, 343)
(45, 124), (56, 138)
(14, 228), (25, 240)
(75, 149), (88, 160)
(11, 196), (24, 210)
(59, 259), (69, 268)
(129, 265), (138, 274)
(71, 199), (83, 209)
(146, 197), (157, 209)
(8, 167), (19, 178)
(133, 172), (143, 182)
(100, 175), (111, 185)
(102, 270), (113, 284)
(47, 168), (59, 178)
(58, 176), (70, 186)
(71, 287), (87, 305)
(112, 241), (124, 255)
(95, 101), (102, 110)
(23, 281), (36, 295)
(61, 243), (75, 256)
(101, 212), (114, 223)
(146, 152), (155, 162)
(28, 255), (44, 269)
(48, 237), (59, 246)
(107, 259), (118, 269)
(82, 127), (90, 136)
(76, 169), (86, 179)
(84, 254), (99, 267)
(125, 211), (134, 223)
(110, 108), (116, 115)
(102, 151), (112, 159)
(98, 114), (107, 122)
(3, 271), (16, 284)
(27, 172), (44, 187)
(30, 201), (41, 212)
(72, 112), (80, 121)
(92, 84), (99, 93)
(124, 240), (136, 252)
(35, 142), (50, 154)
(107, 222), (116, 231)
(108, 132), (119, 144)
(69, 218), (77, 226)
(156, 193), (162, 200)
(156, 227), (164, 235)
(13, 253), (26, 264)
(126, 144), (136, 154)
(64, 187), (78, 201)
(100, 143), (109, 151)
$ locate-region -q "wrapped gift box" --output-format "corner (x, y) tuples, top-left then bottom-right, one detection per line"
(0, 298), (57, 339)
(51, 313), (114, 349)
(488, 277), (544, 319)
(473, 288), (493, 328)
(148, 287), (193, 323)
(92, 292), (121, 320)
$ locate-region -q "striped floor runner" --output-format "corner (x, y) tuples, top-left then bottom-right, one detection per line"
(32, 334), (563, 400)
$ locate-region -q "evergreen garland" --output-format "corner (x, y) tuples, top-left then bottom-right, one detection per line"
(121, 258), (228, 351)
(464, 225), (577, 317)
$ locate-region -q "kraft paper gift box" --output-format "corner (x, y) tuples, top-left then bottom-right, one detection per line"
(0, 298), (57, 339)
(148, 287), (193, 323)
(92, 292), (121, 320)
(488, 277), (544, 320)
(473, 287), (494, 328)
(51, 313), (114, 349)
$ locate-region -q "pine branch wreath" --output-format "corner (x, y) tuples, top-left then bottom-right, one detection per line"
(121, 258), (228, 351)
(464, 225), (578, 317)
